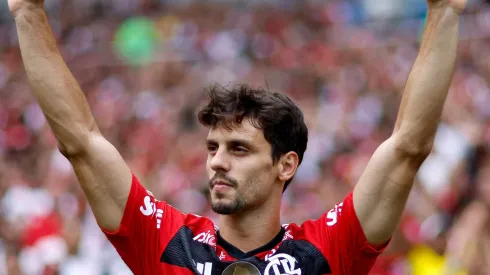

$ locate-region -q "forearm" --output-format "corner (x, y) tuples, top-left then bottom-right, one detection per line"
(14, 5), (98, 155)
(394, 5), (460, 147)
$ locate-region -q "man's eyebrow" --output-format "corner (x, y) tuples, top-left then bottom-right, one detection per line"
(205, 138), (256, 149)
(206, 139), (217, 144)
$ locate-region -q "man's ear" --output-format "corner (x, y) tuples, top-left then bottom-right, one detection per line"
(278, 152), (299, 182)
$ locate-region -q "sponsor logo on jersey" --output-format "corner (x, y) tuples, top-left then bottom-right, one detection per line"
(155, 209), (163, 229)
(196, 262), (213, 275)
(326, 202), (343, 226)
(140, 195), (163, 228)
(222, 262), (261, 275)
(140, 195), (156, 216)
(264, 253), (301, 275)
(193, 230), (216, 246)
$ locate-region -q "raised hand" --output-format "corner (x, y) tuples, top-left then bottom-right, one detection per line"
(8, 0), (44, 15)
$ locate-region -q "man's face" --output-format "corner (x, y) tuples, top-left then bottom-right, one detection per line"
(206, 119), (278, 215)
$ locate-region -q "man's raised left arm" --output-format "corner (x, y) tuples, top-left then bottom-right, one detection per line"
(353, 0), (466, 245)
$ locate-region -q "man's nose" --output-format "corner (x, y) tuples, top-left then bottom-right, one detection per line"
(209, 148), (231, 172)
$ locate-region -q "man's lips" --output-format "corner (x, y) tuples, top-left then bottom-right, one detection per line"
(211, 180), (233, 188)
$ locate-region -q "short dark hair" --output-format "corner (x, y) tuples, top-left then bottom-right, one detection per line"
(197, 84), (308, 191)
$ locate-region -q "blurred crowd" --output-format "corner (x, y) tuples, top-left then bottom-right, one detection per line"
(1, 0), (490, 274)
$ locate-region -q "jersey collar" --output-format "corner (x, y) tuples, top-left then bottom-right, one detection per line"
(216, 227), (285, 259)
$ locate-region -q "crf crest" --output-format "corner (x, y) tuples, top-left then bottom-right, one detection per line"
(264, 254), (301, 275)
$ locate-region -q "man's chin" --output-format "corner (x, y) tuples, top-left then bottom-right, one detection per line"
(211, 200), (242, 215)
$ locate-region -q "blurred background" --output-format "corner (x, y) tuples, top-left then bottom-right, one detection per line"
(1, 0), (490, 274)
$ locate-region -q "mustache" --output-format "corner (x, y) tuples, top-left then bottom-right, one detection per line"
(209, 173), (238, 188)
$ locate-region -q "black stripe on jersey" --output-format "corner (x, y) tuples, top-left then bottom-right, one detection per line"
(160, 226), (332, 274)
(160, 226), (217, 271)
(278, 240), (332, 274)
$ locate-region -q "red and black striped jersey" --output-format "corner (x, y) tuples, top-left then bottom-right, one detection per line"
(101, 174), (388, 275)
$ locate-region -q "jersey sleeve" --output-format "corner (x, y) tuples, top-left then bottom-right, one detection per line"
(301, 191), (389, 275)
(100, 173), (186, 274)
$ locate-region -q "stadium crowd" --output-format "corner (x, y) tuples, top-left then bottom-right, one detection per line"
(1, 0), (490, 274)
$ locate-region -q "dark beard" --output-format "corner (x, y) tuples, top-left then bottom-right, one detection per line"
(211, 198), (246, 215)
(209, 173), (244, 214)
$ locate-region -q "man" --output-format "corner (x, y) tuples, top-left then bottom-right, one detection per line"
(9, 0), (466, 274)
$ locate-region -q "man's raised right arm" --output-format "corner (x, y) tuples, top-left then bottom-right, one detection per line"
(10, 0), (132, 231)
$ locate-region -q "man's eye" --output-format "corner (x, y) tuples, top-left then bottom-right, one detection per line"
(207, 145), (217, 152)
(233, 147), (248, 153)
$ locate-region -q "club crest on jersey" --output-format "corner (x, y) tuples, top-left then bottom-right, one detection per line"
(264, 253), (301, 275)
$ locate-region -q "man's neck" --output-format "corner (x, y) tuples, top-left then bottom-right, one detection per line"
(218, 205), (281, 253)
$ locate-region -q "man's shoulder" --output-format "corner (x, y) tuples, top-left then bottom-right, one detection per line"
(181, 213), (217, 231)
(280, 222), (321, 242)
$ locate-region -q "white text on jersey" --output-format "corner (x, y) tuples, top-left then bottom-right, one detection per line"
(196, 262), (212, 275)
(326, 202), (343, 226)
(193, 231), (216, 246)
(140, 195), (163, 229)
